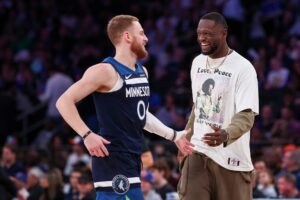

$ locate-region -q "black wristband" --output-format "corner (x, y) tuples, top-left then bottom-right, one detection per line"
(82, 130), (92, 140)
(171, 130), (177, 142)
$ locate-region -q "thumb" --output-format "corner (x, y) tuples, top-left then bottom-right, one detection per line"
(185, 128), (192, 134)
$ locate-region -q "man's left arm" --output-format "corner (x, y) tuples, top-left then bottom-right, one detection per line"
(222, 109), (255, 146)
(203, 109), (255, 147)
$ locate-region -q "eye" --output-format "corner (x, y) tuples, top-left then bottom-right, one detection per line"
(198, 31), (214, 37)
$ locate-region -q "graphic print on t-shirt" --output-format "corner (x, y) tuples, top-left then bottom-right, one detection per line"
(195, 73), (230, 127)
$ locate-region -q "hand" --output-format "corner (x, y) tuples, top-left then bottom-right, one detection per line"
(84, 132), (111, 157)
(175, 128), (195, 156)
(202, 125), (228, 147)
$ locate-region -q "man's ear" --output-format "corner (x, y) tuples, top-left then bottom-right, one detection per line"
(222, 29), (227, 38)
(124, 31), (132, 43)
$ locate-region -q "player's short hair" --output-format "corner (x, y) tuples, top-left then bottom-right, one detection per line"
(107, 15), (139, 45)
(201, 12), (228, 30)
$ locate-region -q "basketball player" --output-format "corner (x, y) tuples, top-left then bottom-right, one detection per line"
(56, 15), (194, 200)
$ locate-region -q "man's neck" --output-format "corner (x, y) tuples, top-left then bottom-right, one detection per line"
(114, 48), (137, 70)
(209, 45), (230, 59)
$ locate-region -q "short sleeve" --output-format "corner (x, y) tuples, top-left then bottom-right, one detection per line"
(235, 64), (259, 115)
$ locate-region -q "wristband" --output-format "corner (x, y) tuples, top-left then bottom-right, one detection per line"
(171, 130), (177, 142)
(82, 130), (92, 140)
(221, 129), (229, 142)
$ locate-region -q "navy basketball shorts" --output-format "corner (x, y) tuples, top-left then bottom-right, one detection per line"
(92, 152), (143, 200)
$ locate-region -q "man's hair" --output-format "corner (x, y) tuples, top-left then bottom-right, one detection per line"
(150, 159), (170, 179)
(201, 12), (228, 30)
(279, 172), (296, 185)
(202, 78), (215, 95)
(107, 15), (139, 45)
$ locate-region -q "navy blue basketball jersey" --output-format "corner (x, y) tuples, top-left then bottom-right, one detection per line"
(93, 57), (150, 155)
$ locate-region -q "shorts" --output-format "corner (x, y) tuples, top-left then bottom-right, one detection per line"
(92, 152), (143, 199)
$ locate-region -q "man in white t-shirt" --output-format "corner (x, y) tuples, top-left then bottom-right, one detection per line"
(177, 12), (259, 200)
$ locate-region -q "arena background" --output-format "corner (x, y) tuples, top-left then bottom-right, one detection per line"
(0, 0), (300, 199)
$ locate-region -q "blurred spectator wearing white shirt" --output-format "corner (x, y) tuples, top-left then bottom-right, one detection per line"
(39, 66), (73, 120)
(64, 136), (90, 177)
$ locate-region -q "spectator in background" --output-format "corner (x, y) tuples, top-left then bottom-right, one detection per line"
(0, 167), (25, 200)
(260, 146), (283, 176)
(141, 140), (154, 170)
(265, 56), (290, 90)
(254, 160), (268, 175)
(27, 167), (44, 200)
(252, 160), (269, 198)
(271, 107), (300, 142)
(150, 159), (177, 200)
(48, 135), (69, 172)
(39, 65), (73, 122)
(257, 104), (276, 139)
(39, 168), (64, 200)
(219, 0), (246, 42)
(156, 93), (177, 128)
(64, 168), (83, 200)
(257, 170), (277, 198)
(276, 148), (300, 190)
(77, 172), (96, 200)
(141, 169), (162, 200)
(252, 175), (266, 198)
(1, 145), (24, 177)
(12, 173), (31, 200)
(64, 136), (90, 178)
(276, 172), (300, 198)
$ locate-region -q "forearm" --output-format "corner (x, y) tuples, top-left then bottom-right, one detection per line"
(56, 95), (90, 137)
(144, 111), (176, 141)
(184, 105), (195, 141)
(224, 109), (255, 146)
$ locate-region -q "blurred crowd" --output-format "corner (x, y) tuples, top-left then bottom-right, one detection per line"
(1, 0), (300, 199)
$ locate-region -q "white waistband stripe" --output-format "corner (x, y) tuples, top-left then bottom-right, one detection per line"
(94, 177), (141, 188)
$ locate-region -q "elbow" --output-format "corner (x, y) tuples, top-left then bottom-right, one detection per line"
(56, 95), (64, 112)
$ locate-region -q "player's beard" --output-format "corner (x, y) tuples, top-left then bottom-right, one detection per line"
(131, 37), (148, 59)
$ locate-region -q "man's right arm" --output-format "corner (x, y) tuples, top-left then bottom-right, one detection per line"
(56, 64), (114, 157)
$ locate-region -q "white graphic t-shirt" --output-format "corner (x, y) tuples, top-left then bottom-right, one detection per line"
(190, 50), (259, 171)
